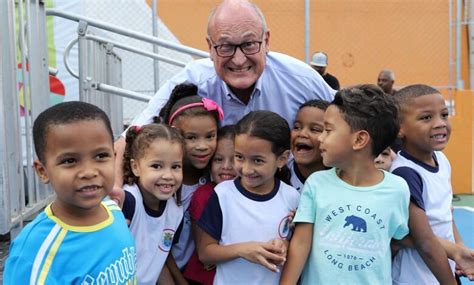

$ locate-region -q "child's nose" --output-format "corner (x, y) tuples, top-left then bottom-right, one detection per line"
(79, 164), (98, 179)
(195, 141), (209, 151)
(223, 159), (234, 170)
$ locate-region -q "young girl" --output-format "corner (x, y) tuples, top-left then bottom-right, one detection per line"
(197, 111), (301, 285)
(184, 125), (237, 285)
(158, 83), (223, 281)
(289, 99), (329, 192)
(122, 123), (185, 285)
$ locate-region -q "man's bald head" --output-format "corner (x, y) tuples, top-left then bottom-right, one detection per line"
(207, 0), (267, 36)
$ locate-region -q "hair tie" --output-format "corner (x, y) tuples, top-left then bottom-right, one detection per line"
(168, 98), (224, 125)
(133, 125), (141, 133)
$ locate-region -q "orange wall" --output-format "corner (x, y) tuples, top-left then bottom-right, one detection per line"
(153, 0), (452, 88)
(444, 91), (473, 194)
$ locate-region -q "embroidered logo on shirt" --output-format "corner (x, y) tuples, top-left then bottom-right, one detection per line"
(278, 215), (291, 238)
(158, 229), (175, 252)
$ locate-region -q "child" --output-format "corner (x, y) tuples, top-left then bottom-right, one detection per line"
(391, 84), (474, 284)
(197, 111), (300, 285)
(122, 123), (185, 284)
(4, 101), (137, 284)
(374, 146), (395, 171)
(289, 99), (329, 192)
(158, 83), (222, 281)
(184, 125), (237, 284)
(280, 85), (410, 284)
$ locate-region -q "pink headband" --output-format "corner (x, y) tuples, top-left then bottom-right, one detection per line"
(168, 98), (224, 125)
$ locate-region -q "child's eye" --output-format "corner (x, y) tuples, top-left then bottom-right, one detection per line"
(207, 133), (217, 140)
(420, 115), (431, 121)
(311, 127), (323, 133)
(96, 152), (111, 160)
(442, 112), (449, 119)
(292, 124), (302, 131)
(213, 156), (223, 162)
(150, 163), (162, 169)
(253, 158), (264, 164)
(234, 154), (243, 161)
(60, 158), (76, 165)
(185, 136), (197, 141)
(172, 164), (182, 170)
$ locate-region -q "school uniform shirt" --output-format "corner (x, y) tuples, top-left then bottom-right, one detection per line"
(198, 178), (300, 285)
(288, 157), (306, 193)
(294, 168), (410, 285)
(172, 177), (208, 269)
(123, 184), (183, 285)
(183, 182), (217, 285)
(4, 200), (137, 285)
(391, 150), (456, 285)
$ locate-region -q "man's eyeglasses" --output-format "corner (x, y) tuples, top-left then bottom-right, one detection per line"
(212, 40), (263, 57)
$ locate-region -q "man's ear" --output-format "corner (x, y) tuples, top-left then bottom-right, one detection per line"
(264, 30), (270, 53)
(277, 149), (290, 169)
(352, 130), (370, 151)
(33, 160), (49, 184)
(130, 159), (140, 177)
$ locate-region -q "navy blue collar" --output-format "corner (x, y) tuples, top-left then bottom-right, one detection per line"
(400, 150), (439, 173)
(293, 163), (306, 184)
(234, 178), (280, 201)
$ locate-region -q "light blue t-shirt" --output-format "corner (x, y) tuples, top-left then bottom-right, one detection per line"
(130, 51), (335, 128)
(294, 168), (410, 285)
(4, 200), (137, 285)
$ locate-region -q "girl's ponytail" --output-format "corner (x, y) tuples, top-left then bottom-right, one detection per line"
(123, 125), (141, 185)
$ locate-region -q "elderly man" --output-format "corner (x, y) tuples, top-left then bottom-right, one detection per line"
(112, 0), (334, 279)
(377, 69), (396, 95)
(127, 0), (334, 128)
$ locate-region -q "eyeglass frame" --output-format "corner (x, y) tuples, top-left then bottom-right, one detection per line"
(209, 31), (267, 58)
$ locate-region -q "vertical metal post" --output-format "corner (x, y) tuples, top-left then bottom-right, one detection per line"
(456, 0), (463, 89)
(152, 0), (159, 91)
(28, 0), (51, 202)
(18, 0), (35, 211)
(78, 20), (90, 101)
(304, 0), (310, 63)
(449, 0), (453, 90)
(0, 0), (24, 235)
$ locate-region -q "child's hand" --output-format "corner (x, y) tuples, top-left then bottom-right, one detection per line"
(268, 238), (288, 265)
(453, 245), (474, 281)
(238, 241), (286, 272)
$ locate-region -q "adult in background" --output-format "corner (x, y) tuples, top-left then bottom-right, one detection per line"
(112, 0), (335, 203)
(310, 51), (340, 90)
(377, 69), (397, 95)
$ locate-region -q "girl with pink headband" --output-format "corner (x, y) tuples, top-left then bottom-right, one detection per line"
(157, 83), (223, 283)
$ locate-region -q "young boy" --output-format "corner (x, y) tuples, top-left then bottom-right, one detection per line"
(280, 85), (410, 284)
(374, 146), (395, 171)
(391, 84), (474, 284)
(4, 101), (137, 284)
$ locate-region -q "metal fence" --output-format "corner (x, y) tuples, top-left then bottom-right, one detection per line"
(0, 0), (208, 236)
